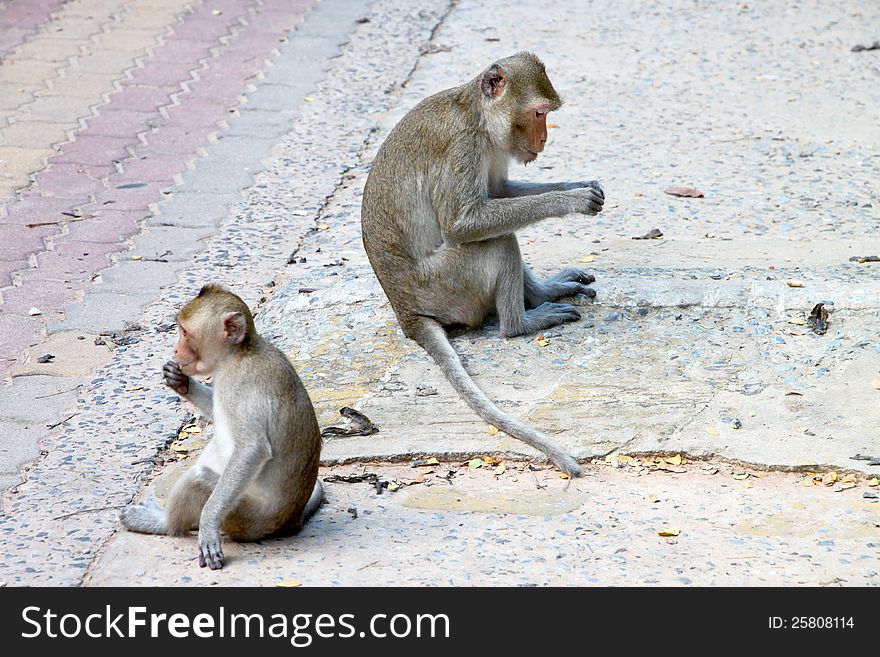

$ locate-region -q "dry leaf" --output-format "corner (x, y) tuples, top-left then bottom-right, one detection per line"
(467, 458), (482, 469)
(125, 386), (144, 392)
(488, 425), (499, 436)
(836, 482), (857, 491)
(867, 478), (879, 487)
(275, 580), (302, 587)
(170, 442), (188, 452)
(788, 317), (807, 325)
(424, 457), (439, 466)
(821, 471), (838, 485)
(547, 123), (559, 129)
(494, 465), (506, 476)
(387, 481), (400, 492)
(647, 494), (659, 503)
(580, 255), (595, 264)
(537, 336), (549, 347)
(559, 473), (570, 480)
(130, 255), (142, 261)
(704, 426), (720, 436)
(482, 455), (500, 464)
(665, 454), (683, 466)
(732, 473), (749, 480)
(303, 96), (317, 102)
(664, 186), (704, 198)
(871, 379), (880, 390)
(317, 224), (329, 230)
(786, 280), (804, 288)
(657, 528), (680, 537)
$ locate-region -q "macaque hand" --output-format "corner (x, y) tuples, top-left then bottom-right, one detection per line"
(198, 525), (224, 570)
(563, 183), (604, 216)
(163, 360), (190, 395)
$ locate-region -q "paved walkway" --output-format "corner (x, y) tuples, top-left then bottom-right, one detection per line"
(0, 0), (877, 586)
(0, 0), (315, 380)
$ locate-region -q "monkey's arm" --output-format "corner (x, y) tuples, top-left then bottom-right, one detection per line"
(498, 180), (602, 198)
(448, 190), (604, 243)
(197, 439), (270, 569)
(184, 379), (214, 419)
(164, 361), (214, 419)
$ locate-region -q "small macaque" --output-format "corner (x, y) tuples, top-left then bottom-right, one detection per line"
(361, 52), (605, 476)
(120, 284), (323, 569)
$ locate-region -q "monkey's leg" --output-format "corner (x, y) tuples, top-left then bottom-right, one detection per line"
(164, 465), (218, 536)
(493, 237), (581, 337)
(120, 499), (168, 535)
(523, 265), (596, 308)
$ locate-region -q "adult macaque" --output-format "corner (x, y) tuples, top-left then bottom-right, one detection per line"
(361, 52), (604, 476)
(120, 285), (323, 569)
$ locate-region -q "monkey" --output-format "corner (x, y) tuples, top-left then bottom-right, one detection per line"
(120, 284), (323, 569)
(361, 52), (604, 477)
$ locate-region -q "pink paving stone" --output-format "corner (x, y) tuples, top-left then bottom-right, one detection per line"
(0, 276), (78, 319)
(0, 225), (53, 260)
(61, 209), (144, 244)
(0, 313), (43, 360)
(104, 85), (178, 113)
(0, 194), (83, 229)
(162, 101), (229, 128)
(137, 127), (208, 155)
(32, 241), (117, 280)
(165, 18), (242, 46)
(0, 260), (27, 288)
(117, 155), (188, 183)
(121, 64), (194, 89)
(50, 135), (135, 167)
(82, 109), (159, 139)
(149, 39), (229, 62)
(28, 164), (107, 199)
(92, 183), (167, 212)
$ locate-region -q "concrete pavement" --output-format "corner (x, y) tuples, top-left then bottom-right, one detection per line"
(0, 0), (878, 586)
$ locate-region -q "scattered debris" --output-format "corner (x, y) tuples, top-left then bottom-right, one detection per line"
(275, 580), (302, 587)
(28, 307), (41, 316)
(321, 407), (378, 438)
(412, 457), (440, 467)
(851, 41), (880, 52)
(298, 287), (317, 294)
(848, 255), (880, 263)
(808, 302), (829, 334)
(664, 186), (704, 198)
(36, 354), (55, 364)
(347, 507), (358, 519)
(657, 528), (680, 537)
(323, 472), (378, 485)
(420, 43), (453, 55)
(415, 385), (438, 397)
(632, 228), (663, 240)
(786, 280), (804, 288)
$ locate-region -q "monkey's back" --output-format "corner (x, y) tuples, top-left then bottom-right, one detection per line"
(216, 339), (321, 533)
(362, 85), (479, 326)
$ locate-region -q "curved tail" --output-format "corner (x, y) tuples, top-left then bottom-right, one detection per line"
(410, 316), (582, 476)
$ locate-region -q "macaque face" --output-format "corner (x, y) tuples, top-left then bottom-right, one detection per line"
(174, 319), (220, 377)
(511, 102), (551, 163)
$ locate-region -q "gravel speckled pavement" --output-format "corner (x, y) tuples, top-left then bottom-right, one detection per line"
(1, 0), (879, 586)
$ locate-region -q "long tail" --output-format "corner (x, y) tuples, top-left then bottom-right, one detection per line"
(301, 479), (324, 523)
(410, 316), (582, 476)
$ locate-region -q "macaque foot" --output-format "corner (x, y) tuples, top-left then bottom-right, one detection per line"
(198, 528), (224, 570)
(120, 500), (166, 535)
(506, 302), (580, 337)
(545, 268), (596, 301)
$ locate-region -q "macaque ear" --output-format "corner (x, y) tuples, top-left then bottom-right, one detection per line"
(222, 312), (247, 344)
(480, 64), (507, 99)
